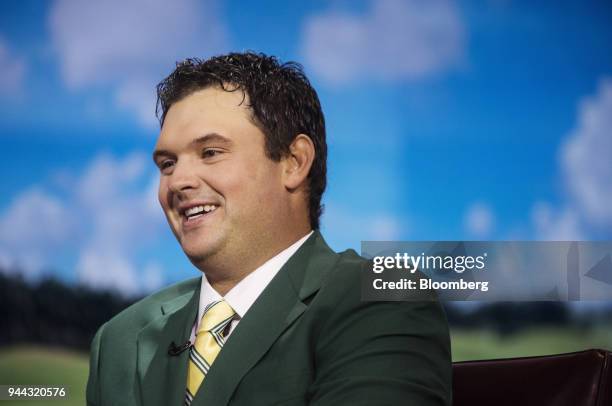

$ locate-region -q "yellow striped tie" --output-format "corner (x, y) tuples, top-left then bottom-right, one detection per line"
(185, 300), (235, 405)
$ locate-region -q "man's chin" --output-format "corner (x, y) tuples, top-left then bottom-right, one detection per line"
(183, 250), (211, 268)
(179, 232), (229, 269)
(180, 240), (217, 267)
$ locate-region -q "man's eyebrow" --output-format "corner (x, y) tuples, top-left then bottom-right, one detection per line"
(189, 132), (233, 148)
(152, 133), (232, 163)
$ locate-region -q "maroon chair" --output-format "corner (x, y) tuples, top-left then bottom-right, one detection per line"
(453, 349), (611, 406)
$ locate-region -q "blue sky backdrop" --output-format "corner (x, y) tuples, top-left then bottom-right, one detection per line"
(1, 0), (611, 295)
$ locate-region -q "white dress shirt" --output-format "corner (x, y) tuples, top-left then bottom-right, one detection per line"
(190, 231), (313, 342)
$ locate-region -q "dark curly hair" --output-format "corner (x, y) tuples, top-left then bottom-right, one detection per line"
(155, 52), (327, 230)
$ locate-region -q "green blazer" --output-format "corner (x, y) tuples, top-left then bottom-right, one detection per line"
(87, 232), (451, 405)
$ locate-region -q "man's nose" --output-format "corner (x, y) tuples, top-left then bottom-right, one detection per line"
(168, 160), (199, 194)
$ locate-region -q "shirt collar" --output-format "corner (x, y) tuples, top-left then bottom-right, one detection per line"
(197, 231), (313, 321)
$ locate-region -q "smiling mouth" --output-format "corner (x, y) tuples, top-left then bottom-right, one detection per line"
(182, 204), (218, 224)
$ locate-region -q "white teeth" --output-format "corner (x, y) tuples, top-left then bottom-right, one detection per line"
(204, 205), (217, 213)
(185, 206), (204, 217)
(184, 205), (216, 217)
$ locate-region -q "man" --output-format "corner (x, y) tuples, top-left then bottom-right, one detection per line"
(86, 52), (451, 406)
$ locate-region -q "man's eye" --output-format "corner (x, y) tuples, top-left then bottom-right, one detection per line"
(160, 160), (175, 171)
(202, 149), (221, 158)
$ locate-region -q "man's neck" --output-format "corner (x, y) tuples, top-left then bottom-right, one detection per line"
(209, 277), (241, 297)
(204, 229), (313, 296)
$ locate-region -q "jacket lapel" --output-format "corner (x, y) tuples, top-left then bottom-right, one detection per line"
(137, 278), (201, 406)
(192, 232), (339, 406)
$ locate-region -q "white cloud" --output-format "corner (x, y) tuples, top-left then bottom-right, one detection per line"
(532, 202), (583, 241)
(301, 0), (466, 84)
(321, 202), (408, 250)
(115, 79), (159, 128)
(77, 152), (147, 210)
(0, 188), (74, 277)
(370, 216), (403, 240)
(48, 0), (228, 127)
(0, 36), (26, 98)
(0, 152), (166, 295)
(0, 188), (73, 248)
(73, 152), (164, 294)
(464, 202), (494, 238)
(532, 78), (612, 239)
(561, 78), (612, 226)
(142, 262), (165, 293)
(76, 249), (140, 295)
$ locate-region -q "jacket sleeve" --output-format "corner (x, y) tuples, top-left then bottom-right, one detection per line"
(309, 280), (452, 406)
(86, 323), (106, 406)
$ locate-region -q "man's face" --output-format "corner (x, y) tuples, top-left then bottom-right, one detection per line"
(154, 87), (288, 270)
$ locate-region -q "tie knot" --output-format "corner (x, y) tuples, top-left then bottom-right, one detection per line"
(197, 300), (235, 335)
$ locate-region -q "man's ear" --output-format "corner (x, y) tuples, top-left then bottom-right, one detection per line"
(282, 134), (315, 190)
